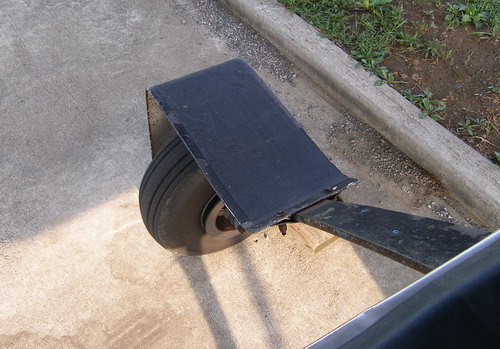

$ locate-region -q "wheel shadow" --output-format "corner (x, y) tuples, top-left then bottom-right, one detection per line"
(176, 242), (284, 348)
(176, 255), (239, 349)
(233, 243), (284, 348)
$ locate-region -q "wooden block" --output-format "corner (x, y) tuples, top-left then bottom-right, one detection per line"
(290, 223), (338, 253)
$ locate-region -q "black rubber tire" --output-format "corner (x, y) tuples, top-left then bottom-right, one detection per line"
(139, 137), (251, 255)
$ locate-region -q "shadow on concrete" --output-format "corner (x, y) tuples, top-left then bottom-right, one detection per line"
(177, 255), (239, 349)
(352, 244), (423, 297)
(234, 243), (284, 347)
(176, 244), (284, 348)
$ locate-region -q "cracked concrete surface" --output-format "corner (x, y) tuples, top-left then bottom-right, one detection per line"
(0, 0), (472, 347)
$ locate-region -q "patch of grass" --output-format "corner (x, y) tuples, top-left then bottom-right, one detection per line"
(444, 0), (500, 36)
(279, 0), (450, 119)
(402, 90), (447, 120)
(278, 0), (406, 79)
(279, 0), (498, 160)
(279, 0), (458, 69)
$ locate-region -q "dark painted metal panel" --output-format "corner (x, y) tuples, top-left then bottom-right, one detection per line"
(308, 231), (500, 349)
(294, 200), (490, 273)
(147, 59), (356, 232)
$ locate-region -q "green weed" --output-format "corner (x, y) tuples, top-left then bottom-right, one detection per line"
(412, 19), (431, 35)
(445, 0), (500, 36)
(465, 49), (475, 66)
(457, 117), (492, 135)
(457, 119), (478, 135)
(488, 85), (500, 93)
(374, 66), (401, 85)
(395, 31), (422, 54)
(355, 0), (393, 11)
(479, 119), (492, 134)
(419, 39), (453, 59)
(402, 90), (446, 120)
(494, 152), (500, 164)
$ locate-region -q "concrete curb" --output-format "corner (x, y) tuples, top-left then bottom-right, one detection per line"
(219, 0), (500, 229)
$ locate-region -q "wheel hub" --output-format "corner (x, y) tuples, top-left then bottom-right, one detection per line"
(201, 195), (240, 239)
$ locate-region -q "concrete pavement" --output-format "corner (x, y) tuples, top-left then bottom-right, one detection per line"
(0, 0), (470, 347)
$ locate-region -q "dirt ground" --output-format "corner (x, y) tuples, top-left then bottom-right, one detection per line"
(385, 0), (499, 162)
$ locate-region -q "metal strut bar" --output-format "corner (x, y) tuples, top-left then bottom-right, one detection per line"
(293, 200), (491, 273)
